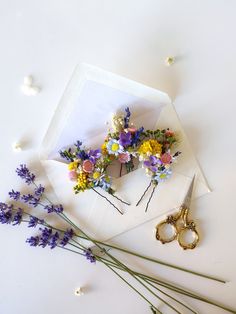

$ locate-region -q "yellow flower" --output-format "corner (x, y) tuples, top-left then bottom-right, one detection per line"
(101, 142), (108, 155)
(138, 139), (162, 157)
(77, 172), (88, 191)
(68, 161), (78, 171)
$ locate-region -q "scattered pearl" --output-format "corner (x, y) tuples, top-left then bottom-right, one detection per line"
(74, 287), (84, 296)
(23, 75), (33, 86)
(12, 142), (22, 152)
(21, 75), (41, 96)
(165, 56), (175, 66)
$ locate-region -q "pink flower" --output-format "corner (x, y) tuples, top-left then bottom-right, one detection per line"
(82, 160), (94, 173)
(118, 152), (131, 164)
(161, 153), (172, 164)
(68, 170), (78, 181)
(127, 127), (137, 134)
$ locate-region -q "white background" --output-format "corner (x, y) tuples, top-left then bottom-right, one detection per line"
(0, 1), (235, 313)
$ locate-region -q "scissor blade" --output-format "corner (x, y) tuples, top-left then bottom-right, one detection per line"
(182, 175), (195, 208)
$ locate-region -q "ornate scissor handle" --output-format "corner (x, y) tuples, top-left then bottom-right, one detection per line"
(177, 220), (199, 250)
(155, 214), (179, 244)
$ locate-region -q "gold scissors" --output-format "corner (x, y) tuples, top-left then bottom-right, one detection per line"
(155, 175), (199, 250)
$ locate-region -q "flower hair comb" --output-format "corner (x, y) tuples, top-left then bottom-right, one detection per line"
(59, 141), (130, 214)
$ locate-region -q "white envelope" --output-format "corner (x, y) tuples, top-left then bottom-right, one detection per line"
(40, 63), (210, 241)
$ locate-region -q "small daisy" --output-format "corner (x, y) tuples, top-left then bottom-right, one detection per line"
(106, 139), (124, 156)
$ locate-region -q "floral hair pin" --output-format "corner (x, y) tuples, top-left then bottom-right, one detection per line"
(59, 141), (130, 215)
(102, 107), (144, 176)
(136, 129), (181, 212)
(103, 107), (181, 212)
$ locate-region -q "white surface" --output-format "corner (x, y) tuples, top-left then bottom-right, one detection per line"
(41, 64), (209, 242)
(0, 1), (236, 313)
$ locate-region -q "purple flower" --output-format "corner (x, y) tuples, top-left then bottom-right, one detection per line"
(84, 248), (96, 263)
(28, 216), (44, 228)
(0, 210), (12, 224)
(39, 227), (53, 248)
(21, 194), (40, 207)
(26, 236), (40, 247)
(60, 229), (74, 246)
(143, 155), (162, 173)
(34, 184), (45, 197)
(48, 231), (59, 249)
(12, 208), (23, 226)
(8, 190), (20, 201)
(16, 164), (35, 185)
(124, 107), (131, 128)
(119, 132), (132, 147)
(0, 202), (8, 211)
(88, 149), (101, 164)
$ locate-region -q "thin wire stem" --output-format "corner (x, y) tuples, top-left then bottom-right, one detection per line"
(136, 181), (152, 206)
(111, 193), (131, 206)
(145, 184), (157, 212)
(91, 187), (123, 215)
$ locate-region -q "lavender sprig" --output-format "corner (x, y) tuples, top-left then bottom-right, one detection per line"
(16, 164), (35, 185)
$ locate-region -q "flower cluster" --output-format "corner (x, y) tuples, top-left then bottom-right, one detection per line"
(102, 107), (144, 172)
(138, 129), (181, 185)
(60, 141), (114, 194)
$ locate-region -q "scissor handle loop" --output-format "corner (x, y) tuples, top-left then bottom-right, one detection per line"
(155, 216), (178, 244)
(177, 222), (199, 250)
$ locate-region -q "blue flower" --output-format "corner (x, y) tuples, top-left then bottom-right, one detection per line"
(16, 164), (35, 185)
(106, 139), (124, 156)
(8, 190), (20, 201)
(132, 127), (144, 146)
(153, 168), (172, 183)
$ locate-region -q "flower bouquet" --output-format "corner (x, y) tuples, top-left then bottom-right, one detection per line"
(1, 164), (235, 314)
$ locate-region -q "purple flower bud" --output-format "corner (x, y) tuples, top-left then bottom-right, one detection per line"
(60, 229), (74, 247)
(0, 210), (12, 224)
(0, 202), (8, 211)
(34, 184), (45, 197)
(39, 227), (53, 248)
(8, 190), (20, 201)
(28, 216), (44, 228)
(54, 204), (63, 213)
(26, 236), (40, 247)
(12, 208), (23, 226)
(16, 164), (35, 185)
(21, 194), (40, 207)
(84, 248), (96, 264)
(48, 232), (59, 249)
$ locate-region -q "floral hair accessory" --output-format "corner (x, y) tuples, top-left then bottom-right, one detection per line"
(103, 107), (144, 176)
(59, 141), (130, 215)
(136, 129), (181, 212)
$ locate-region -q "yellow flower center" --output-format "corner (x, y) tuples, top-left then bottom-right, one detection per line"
(68, 161), (78, 171)
(93, 171), (100, 180)
(111, 143), (119, 152)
